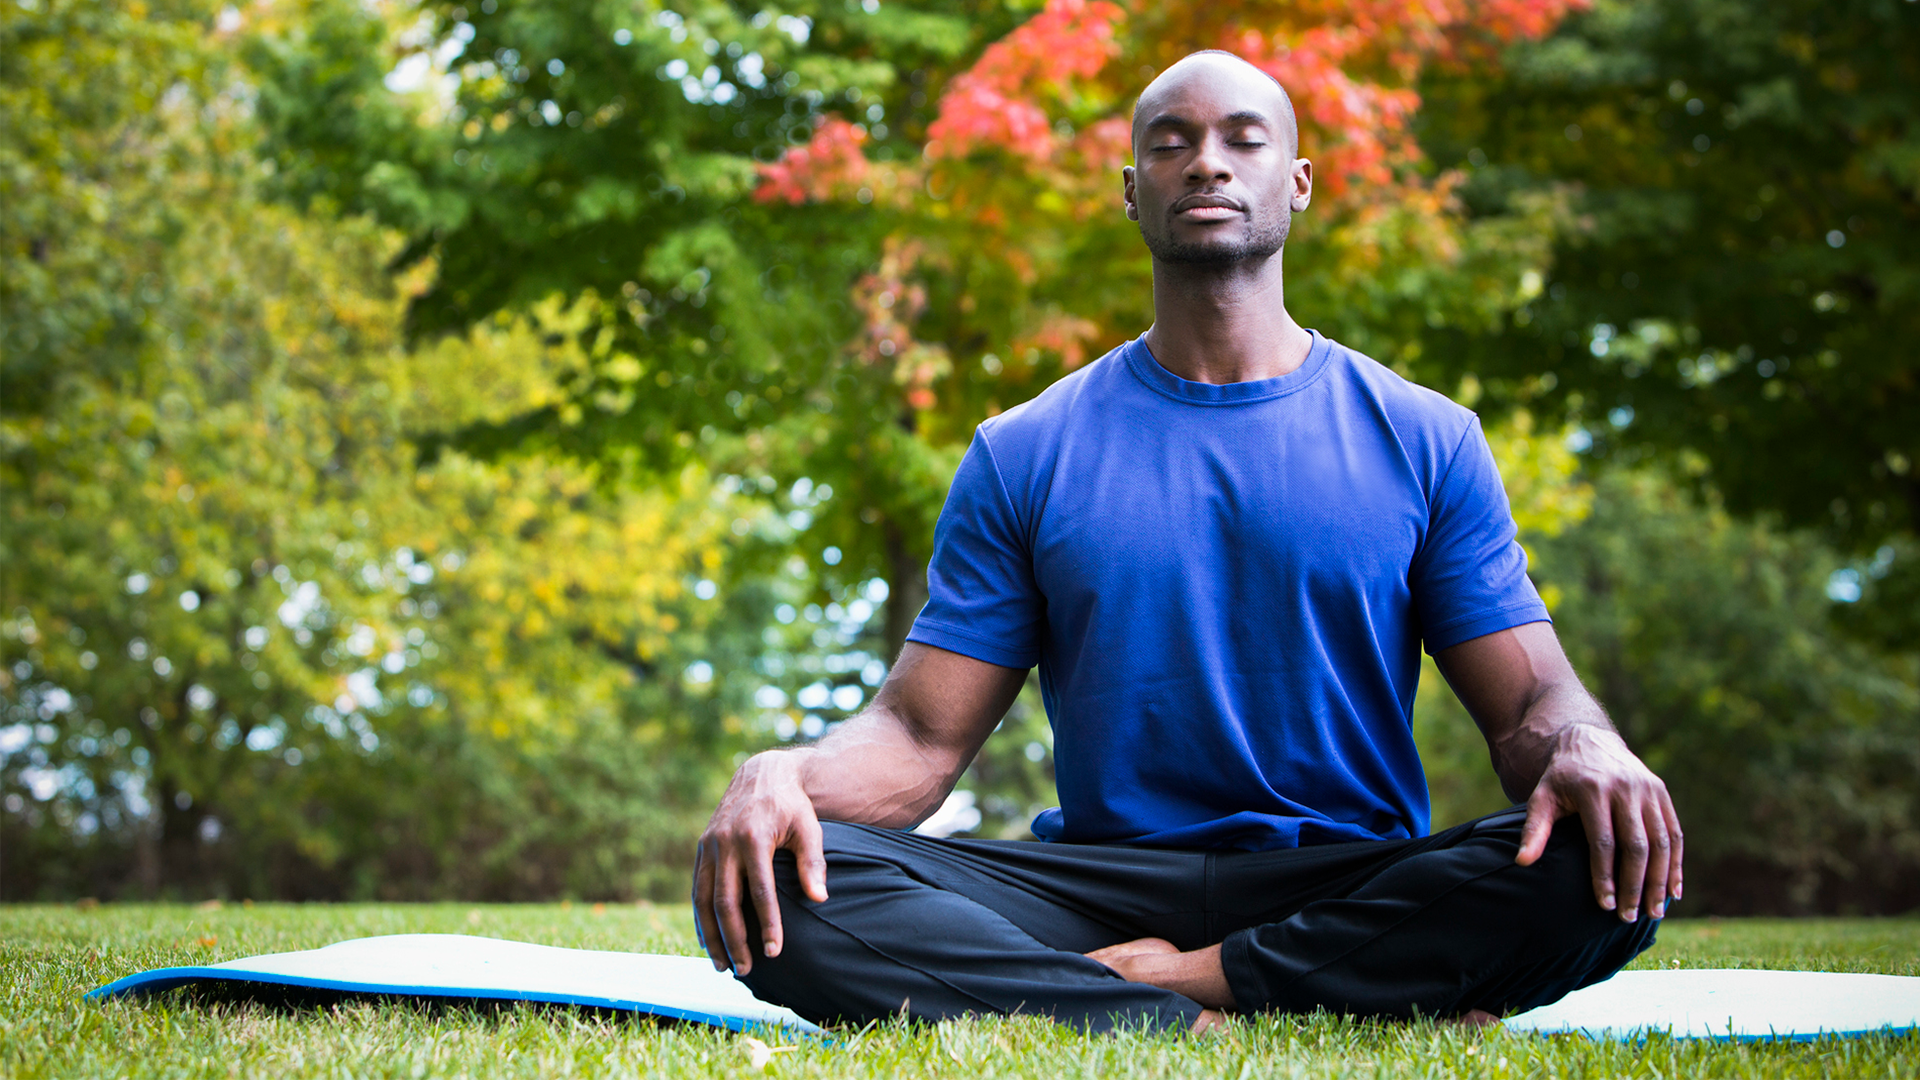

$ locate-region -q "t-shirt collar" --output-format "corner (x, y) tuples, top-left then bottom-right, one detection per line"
(1124, 329), (1333, 405)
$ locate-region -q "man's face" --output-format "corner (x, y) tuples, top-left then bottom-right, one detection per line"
(1123, 57), (1312, 266)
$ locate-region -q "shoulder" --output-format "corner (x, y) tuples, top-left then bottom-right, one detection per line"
(1317, 334), (1479, 456)
(1322, 336), (1474, 426)
(976, 341), (1135, 452)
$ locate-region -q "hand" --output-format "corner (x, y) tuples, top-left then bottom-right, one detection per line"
(693, 751), (829, 975)
(1514, 724), (1684, 922)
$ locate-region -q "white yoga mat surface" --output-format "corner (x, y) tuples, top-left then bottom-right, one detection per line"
(86, 933), (822, 1034)
(1504, 968), (1920, 1040)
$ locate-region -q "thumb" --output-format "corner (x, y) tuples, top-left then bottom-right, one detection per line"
(1514, 785), (1559, 866)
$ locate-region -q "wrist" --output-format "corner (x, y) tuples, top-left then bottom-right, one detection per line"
(766, 746), (828, 802)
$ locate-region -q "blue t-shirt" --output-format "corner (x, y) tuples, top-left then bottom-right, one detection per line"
(905, 331), (1549, 851)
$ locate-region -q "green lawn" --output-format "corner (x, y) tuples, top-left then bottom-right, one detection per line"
(3, 903), (1916, 1079)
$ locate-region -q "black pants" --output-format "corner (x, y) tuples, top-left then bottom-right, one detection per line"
(734, 807), (1659, 1033)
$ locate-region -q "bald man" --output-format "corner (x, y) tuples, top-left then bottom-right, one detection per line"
(693, 52), (1681, 1034)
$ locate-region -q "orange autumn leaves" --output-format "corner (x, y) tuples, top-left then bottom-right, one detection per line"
(751, 115), (878, 206)
(923, 0), (1127, 163)
(759, 0), (1586, 205)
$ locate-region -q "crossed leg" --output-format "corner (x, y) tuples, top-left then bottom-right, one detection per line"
(733, 809), (1659, 1033)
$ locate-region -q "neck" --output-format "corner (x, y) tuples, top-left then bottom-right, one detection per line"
(1141, 254), (1312, 385)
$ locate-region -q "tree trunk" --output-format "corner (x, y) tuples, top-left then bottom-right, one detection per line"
(882, 521), (928, 664)
(133, 812), (162, 898)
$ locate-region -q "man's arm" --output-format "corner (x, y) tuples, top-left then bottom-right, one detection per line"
(693, 642), (1027, 974)
(1433, 620), (1684, 921)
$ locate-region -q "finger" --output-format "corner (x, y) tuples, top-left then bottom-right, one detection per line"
(743, 836), (786, 963)
(1514, 786), (1559, 867)
(1640, 797), (1671, 920)
(793, 803), (828, 904)
(1660, 787), (1685, 903)
(1613, 792), (1649, 922)
(1579, 794), (1616, 913)
(715, 846), (756, 975)
(693, 840), (729, 971)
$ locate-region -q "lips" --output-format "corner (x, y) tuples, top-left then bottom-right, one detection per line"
(1172, 193), (1245, 220)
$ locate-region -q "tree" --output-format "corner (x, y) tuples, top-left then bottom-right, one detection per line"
(239, 0), (998, 662)
(1413, 0), (1920, 643)
(1, 0), (746, 899)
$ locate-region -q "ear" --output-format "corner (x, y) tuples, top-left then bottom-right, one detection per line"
(1122, 165), (1139, 221)
(1290, 158), (1314, 213)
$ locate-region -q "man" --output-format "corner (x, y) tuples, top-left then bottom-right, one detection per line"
(694, 51), (1683, 1034)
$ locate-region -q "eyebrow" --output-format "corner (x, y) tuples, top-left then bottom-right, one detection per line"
(1142, 110), (1275, 136)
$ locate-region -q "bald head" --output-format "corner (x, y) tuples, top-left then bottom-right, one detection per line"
(1131, 51), (1299, 161)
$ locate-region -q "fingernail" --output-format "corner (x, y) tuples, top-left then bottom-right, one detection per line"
(1622, 909), (1638, 923)
(1601, 893), (1615, 910)
(1653, 903), (1665, 918)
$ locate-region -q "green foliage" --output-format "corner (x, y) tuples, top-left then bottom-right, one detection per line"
(1414, 0), (1920, 636)
(238, 0), (1012, 651)
(0, 0), (211, 415)
(0, 0), (747, 901)
(5, 905), (1920, 1078)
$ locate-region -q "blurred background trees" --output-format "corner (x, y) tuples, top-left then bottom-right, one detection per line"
(4, 0), (1914, 913)
(1411, 0), (1920, 646)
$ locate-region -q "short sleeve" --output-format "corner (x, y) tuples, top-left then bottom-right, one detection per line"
(1410, 418), (1551, 654)
(905, 429), (1046, 669)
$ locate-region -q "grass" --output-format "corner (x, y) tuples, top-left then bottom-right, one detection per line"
(3, 903), (1916, 1079)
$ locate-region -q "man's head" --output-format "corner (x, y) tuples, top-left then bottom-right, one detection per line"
(1124, 51), (1312, 267)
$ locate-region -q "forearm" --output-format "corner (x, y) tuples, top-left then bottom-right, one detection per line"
(783, 705), (969, 829)
(1438, 623), (1681, 918)
(771, 642), (1022, 828)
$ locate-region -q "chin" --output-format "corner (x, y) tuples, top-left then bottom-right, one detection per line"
(1149, 239), (1282, 266)
(1141, 222), (1288, 267)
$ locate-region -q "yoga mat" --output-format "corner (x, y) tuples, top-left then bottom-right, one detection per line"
(1504, 968), (1920, 1040)
(89, 936), (1919, 1040)
(85, 933), (822, 1034)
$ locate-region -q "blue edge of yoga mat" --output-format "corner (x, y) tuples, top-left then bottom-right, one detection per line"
(86, 933), (1920, 1042)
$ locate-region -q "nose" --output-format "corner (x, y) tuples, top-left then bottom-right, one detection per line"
(1186, 132), (1232, 185)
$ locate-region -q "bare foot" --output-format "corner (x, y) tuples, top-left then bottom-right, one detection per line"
(1085, 937), (1179, 969)
(1192, 1008), (1229, 1034)
(1448, 1008), (1501, 1029)
(1086, 938), (1234, 1011)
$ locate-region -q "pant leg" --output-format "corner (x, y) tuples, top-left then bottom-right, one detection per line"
(734, 822), (1210, 1033)
(1216, 807), (1659, 1019)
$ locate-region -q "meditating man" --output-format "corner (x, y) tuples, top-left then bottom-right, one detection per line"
(693, 51), (1683, 1033)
